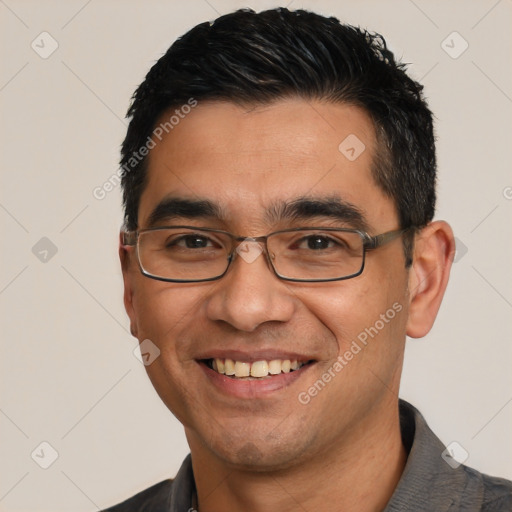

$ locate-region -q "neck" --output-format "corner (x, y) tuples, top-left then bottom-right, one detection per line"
(188, 400), (407, 512)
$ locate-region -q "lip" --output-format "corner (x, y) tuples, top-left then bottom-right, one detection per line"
(197, 359), (316, 398)
(194, 349), (313, 363)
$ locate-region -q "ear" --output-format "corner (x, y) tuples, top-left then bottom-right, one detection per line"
(119, 231), (139, 339)
(406, 221), (455, 338)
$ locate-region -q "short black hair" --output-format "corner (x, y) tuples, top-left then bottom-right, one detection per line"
(121, 7), (436, 264)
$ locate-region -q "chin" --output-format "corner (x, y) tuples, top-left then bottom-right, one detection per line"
(205, 427), (312, 472)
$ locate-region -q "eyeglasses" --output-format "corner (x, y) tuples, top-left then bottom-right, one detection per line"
(122, 226), (409, 283)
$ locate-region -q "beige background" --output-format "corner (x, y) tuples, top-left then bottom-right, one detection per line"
(1, 0), (511, 510)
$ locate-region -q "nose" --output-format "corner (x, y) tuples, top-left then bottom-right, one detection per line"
(205, 240), (296, 332)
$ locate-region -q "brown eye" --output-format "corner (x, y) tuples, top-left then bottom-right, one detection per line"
(293, 235), (343, 251)
(305, 236), (332, 250)
(165, 234), (215, 249)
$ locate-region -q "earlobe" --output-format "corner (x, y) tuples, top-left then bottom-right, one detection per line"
(119, 232), (139, 339)
(406, 221), (455, 339)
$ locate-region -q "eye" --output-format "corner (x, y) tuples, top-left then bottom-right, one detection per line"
(295, 235), (342, 250)
(167, 234), (216, 249)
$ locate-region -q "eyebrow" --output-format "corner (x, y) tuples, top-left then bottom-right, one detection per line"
(144, 195), (369, 231)
(267, 196), (369, 231)
(145, 197), (226, 228)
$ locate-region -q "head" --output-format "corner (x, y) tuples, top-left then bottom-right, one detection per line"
(119, 8), (454, 470)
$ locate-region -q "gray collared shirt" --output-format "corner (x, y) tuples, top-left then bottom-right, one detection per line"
(102, 400), (512, 511)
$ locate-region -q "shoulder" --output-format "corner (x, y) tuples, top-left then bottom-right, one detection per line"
(100, 454), (195, 511)
(390, 401), (512, 511)
(463, 466), (512, 511)
(101, 479), (174, 512)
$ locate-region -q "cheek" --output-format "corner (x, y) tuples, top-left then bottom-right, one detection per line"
(300, 272), (408, 359)
(131, 283), (210, 423)
(132, 281), (206, 347)
(300, 280), (377, 348)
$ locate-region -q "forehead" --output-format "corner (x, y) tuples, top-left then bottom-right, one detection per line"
(139, 98), (396, 231)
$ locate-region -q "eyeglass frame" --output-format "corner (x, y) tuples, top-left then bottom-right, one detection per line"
(121, 225), (412, 283)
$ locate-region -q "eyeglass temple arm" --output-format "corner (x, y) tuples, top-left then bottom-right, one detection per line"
(365, 228), (411, 250)
(121, 231), (137, 246)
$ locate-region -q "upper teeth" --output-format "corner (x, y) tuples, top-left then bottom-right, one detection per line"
(211, 358), (304, 378)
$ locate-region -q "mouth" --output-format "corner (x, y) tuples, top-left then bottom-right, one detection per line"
(200, 357), (315, 379)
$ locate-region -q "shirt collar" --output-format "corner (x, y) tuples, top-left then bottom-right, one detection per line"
(168, 453), (196, 511)
(384, 400), (482, 511)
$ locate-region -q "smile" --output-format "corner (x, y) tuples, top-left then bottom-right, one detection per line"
(204, 358), (312, 379)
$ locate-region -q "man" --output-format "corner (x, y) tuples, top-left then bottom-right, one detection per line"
(104, 7), (512, 511)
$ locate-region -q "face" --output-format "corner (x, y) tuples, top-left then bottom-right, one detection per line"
(121, 98), (412, 471)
